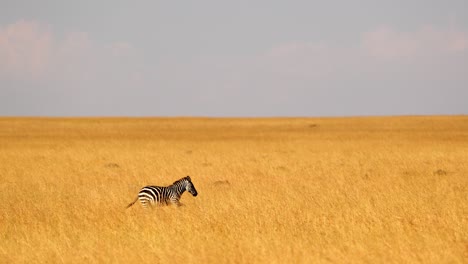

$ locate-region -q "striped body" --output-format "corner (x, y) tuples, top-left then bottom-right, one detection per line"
(127, 176), (198, 209)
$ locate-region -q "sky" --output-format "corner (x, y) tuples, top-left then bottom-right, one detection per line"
(1, 0), (467, 117)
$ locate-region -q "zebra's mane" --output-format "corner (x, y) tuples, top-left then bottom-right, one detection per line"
(172, 176), (191, 185)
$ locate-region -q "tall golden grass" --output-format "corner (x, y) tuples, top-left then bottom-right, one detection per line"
(0, 116), (467, 263)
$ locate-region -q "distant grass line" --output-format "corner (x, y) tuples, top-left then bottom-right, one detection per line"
(0, 116), (467, 263)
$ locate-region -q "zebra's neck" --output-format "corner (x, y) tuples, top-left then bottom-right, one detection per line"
(171, 181), (186, 195)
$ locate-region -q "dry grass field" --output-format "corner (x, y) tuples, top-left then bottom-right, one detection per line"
(0, 116), (467, 263)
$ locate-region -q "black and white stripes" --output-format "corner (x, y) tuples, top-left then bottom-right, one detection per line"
(127, 176), (198, 209)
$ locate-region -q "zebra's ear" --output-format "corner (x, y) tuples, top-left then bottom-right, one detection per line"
(186, 176), (191, 181)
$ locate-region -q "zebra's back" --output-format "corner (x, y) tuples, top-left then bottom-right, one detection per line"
(138, 186), (173, 207)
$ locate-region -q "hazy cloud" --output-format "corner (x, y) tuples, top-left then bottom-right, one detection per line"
(0, 20), (142, 85)
(0, 20), (52, 79)
(248, 25), (468, 83)
(362, 25), (468, 60)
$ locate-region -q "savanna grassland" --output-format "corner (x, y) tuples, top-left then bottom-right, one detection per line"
(0, 116), (467, 263)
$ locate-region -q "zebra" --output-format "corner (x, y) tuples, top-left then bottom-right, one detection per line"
(126, 176), (198, 209)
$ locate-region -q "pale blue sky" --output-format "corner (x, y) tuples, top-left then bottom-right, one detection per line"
(1, 1), (467, 116)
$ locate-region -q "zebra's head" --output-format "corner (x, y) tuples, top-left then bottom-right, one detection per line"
(184, 176), (198, 197)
